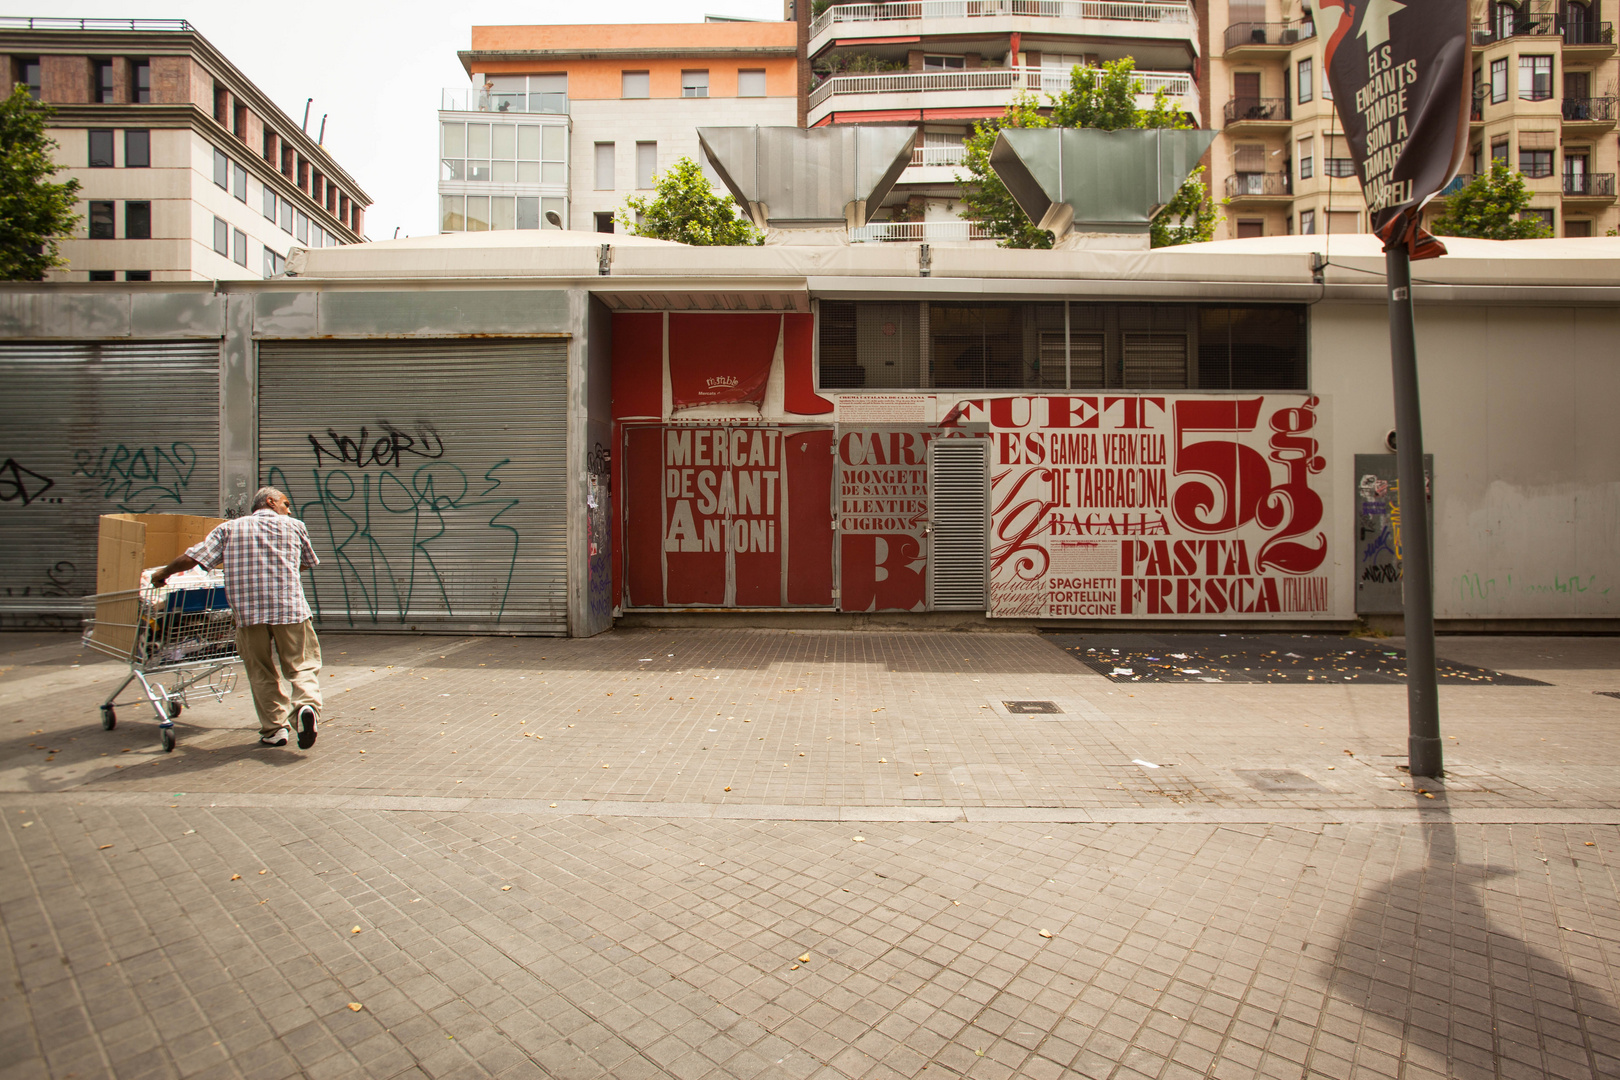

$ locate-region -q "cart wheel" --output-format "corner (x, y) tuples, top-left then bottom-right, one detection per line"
(101, 705), (117, 731)
(167, 701), (182, 719)
(161, 728), (175, 753)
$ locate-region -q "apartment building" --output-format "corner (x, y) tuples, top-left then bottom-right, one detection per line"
(1206, 0), (1618, 238)
(790, 0), (1203, 242)
(2, 17), (369, 282)
(440, 19), (798, 235)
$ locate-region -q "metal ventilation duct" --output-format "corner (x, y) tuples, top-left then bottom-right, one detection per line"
(990, 128), (1217, 246)
(698, 126), (918, 236)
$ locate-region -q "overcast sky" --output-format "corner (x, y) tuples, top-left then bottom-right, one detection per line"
(67, 1), (787, 238)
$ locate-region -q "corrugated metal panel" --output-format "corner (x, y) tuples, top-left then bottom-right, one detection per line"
(257, 339), (569, 634)
(928, 439), (987, 612)
(0, 341), (221, 624)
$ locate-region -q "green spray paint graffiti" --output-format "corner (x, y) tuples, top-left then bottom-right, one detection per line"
(1456, 571), (1612, 606)
(267, 459), (520, 626)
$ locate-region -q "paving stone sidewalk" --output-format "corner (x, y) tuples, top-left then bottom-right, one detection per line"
(1, 628), (1617, 1080)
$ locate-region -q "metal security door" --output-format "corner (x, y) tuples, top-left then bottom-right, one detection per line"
(927, 438), (988, 611)
(257, 339), (569, 633)
(0, 341), (221, 625)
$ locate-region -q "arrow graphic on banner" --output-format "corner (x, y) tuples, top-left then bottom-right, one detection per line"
(1355, 0), (1408, 49)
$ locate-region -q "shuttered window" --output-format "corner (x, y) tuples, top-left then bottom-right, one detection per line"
(256, 339), (570, 634)
(928, 439), (987, 612)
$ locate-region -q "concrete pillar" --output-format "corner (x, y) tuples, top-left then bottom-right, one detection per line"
(907, 50), (925, 72)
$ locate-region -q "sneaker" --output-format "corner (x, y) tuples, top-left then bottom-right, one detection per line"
(296, 705), (318, 749)
(258, 729), (288, 747)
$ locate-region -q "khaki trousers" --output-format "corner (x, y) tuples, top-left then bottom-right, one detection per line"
(236, 621), (323, 735)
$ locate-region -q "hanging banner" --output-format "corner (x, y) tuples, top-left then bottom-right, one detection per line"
(1319, 0), (1471, 255)
(941, 395), (1335, 619)
(668, 313), (778, 410)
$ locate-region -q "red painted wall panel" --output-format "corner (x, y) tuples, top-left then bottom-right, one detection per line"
(785, 430), (835, 606)
(783, 313), (833, 416)
(611, 313), (664, 420)
(623, 426), (665, 607)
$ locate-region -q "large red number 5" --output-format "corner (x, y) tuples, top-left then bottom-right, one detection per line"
(1170, 399), (1271, 534)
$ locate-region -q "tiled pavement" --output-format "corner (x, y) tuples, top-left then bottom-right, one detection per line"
(1, 627), (1618, 1079)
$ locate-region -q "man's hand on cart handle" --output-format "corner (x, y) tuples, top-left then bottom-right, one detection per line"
(151, 554), (200, 588)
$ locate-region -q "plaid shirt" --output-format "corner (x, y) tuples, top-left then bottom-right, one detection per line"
(186, 510), (319, 626)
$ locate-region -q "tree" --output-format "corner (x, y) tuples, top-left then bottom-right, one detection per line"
(618, 157), (763, 246)
(1430, 162), (1552, 239)
(957, 58), (1218, 249)
(0, 85), (81, 280)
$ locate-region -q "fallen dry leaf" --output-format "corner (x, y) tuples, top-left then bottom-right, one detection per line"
(878, 758), (887, 763)
(1587, 842), (1596, 847)
(99, 844), (113, 850)
(258, 869), (267, 875)
(1038, 929), (1053, 939)
(790, 963), (800, 970)
(348, 1002), (364, 1012)
(915, 772), (923, 776)
(798, 953), (811, 963)
(723, 786), (731, 792)
(501, 886), (512, 891)
(230, 874), (241, 881)
(351, 926), (362, 934)
(852, 836), (865, 843)
(550, 803), (558, 808)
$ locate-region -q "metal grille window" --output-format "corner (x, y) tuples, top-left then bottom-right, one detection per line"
(818, 300), (1309, 391)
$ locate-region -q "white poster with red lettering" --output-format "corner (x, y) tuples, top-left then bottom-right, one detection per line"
(942, 394), (1335, 619)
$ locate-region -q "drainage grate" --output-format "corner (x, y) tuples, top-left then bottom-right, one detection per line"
(1235, 769), (1327, 792)
(1004, 700), (1063, 714)
(1598, 692), (1620, 701)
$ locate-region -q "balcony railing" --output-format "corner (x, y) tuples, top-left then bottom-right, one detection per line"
(911, 143), (969, 167)
(1471, 16), (1556, 44)
(441, 88), (569, 114)
(1440, 173), (1476, 195)
(1563, 172), (1616, 196)
(809, 65), (1195, 110)
(811, 0), (1195, 38)
(0, 16), (193, 30)
(1222, 20), (1317, 50)
(849, 220), (996, 243)
(1563, 96), (1618, 121)
(1225, 172), (1290, 197)
(1223, 96), (1289, 124)
(1561, 20), (1614, 44)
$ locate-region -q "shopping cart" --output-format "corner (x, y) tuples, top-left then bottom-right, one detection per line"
(81, 576), (240, 752)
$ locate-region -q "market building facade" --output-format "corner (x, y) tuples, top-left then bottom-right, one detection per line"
(1, 232), (1615, 633)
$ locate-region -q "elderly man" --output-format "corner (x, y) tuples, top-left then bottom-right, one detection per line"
(151, 487), (322, 749)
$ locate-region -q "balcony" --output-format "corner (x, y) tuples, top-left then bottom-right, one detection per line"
(1222, 20), (1316, 54)
(849, 220), (996, 243)
(808, 65), (1198, 125)
(1560, 20), (1615, 54)
(1563, 172), (1616, 200)
(1439, 173), (1477, 196)
(1225, 172), (1291, 200)
(440, 88), (569, 115)
(1562, 96), (1618, 129)
(912, 143), (968, 167)
(810, 1), (1199, 56)
(1471, 16), (1557, 46)
(1223, 96), (1289, 127)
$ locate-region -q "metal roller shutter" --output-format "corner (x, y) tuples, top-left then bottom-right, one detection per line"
(257, 339), (569, 634)
(928, 439), (988, 611)
(0, 341), (221, 625)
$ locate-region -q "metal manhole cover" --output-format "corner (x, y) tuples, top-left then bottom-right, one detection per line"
(1234, 769), (1327, 792)
(1004, 700), (1063, 714)
(1597, 692), (1620, 700)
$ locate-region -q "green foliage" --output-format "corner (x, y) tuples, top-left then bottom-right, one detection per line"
(1430, 162), (1552, 239)
(617, 157), (763, 246)
(0, 85), (81, 280)
(957, 58), (1211, 249)
(812, 51), (907, 83)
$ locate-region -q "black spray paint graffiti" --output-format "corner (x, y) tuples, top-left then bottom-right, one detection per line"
(268, 455), (520, 627)
(0, 561), (81, 628)
(0, 459), (57, 506)
(72, 442), (197, 513)
(308, 421), (446, 469)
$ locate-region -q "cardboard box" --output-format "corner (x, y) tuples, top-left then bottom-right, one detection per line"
(90, 513), (225, 654)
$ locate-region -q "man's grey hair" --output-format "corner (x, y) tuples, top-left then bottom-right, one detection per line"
(251, 486), (286, 511)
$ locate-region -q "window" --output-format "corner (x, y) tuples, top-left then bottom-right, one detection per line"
(543, 197), (566, 230)
(125, 270), (151, 281)
(541, 125), (566, 184)
(89, 201), (116, 239)
(232, 163), (247, 202)
(1297, 136), (1314, 179)
(1565, 219), (1591, 237)
(125, 201), (151, 240)
(213, 147), (229, 188)
(1519, 148), (1553, 176)
(295, 210), (309, 244)
(636, 141), (657, 189)
(1299, 209), (1316, 234)
(279, 199), (293, 234)
(213, 216), (229, 256)
(1491, 139), (1509, 165)
(531, 74), (567, 113)
(1519, 56), (1553, 100)
(19, 59), (40, 99)
(441, 195), (464, 232)
(516, 196), (539, 230)
(232, 228), (248, 267)
(681, 70), (709, 98)
(89, 130), (115, 167)
(95, 59), (116, 103)
(262, 247), (285, 278)
(89, 270), (116, 282)
(595, 142), (615, 190)
(622, 71), (649, 98)
(263, 185), (277, 220)
(125, 129), (150, 168)
(1490, 58), (1508, 103)
(1236, 220), (1264, 238)
(214, 84), (228, 123)
(1297, 58), (1313, 102)
(738, 69), (767, 97)
(595, 211), (615, 233)
(1564, 152), (1589, 193)
(132, 60), (150, 103)
(1327, 210), (1360, 233)
(1521, 207), (1554, 231)
(441, 120), (562, 184)
(1324, 156), (1356, 177)
(924, 55), (966, 70)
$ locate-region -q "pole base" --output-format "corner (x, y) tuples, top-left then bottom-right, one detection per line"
(1408, 735), (1445, 779)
